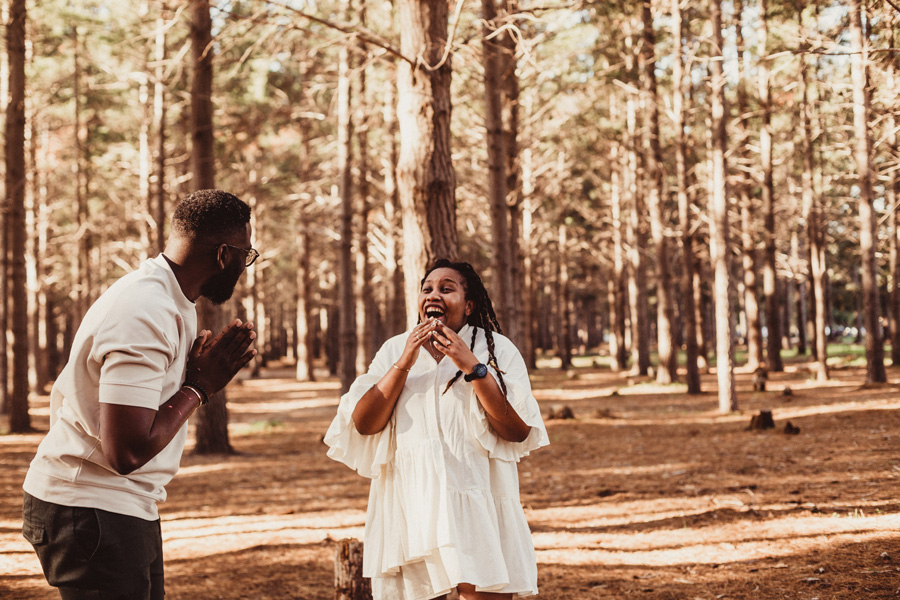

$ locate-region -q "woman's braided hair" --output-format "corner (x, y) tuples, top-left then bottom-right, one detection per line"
(420, 259), (507, 396)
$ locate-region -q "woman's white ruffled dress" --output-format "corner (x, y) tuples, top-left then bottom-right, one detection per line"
(325, 324), (549, 599)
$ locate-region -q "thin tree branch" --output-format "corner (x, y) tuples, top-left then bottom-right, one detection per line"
(231, 0), (413, 66)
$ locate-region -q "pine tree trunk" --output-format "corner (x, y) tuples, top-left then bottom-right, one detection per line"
(295, 223), (315, 382)
(672, 0), (699, 392)
(354, 3), (376, 373)
(798, 1), (828, 380)
(397, 0), (458, 326)
(609, 95), (629, 371)
(152, 6), (168, 255)
(191, 0), (232, 454)
(641, 0), (676, 384)
(501, 0), (522, 348)
(885, 5), (900, 368)
(849, 0), (886, 383)
(382, 56), (406, 338)
(295, 58), (316, 383)
(337, 9), (357, 395)
(624, 23), (650, 376)
(709, 0), (737, 412)
(734, 0), (763, 371)
(757, 0), (783, 372)
(7, 0), (30, 432)
(556, 224), (572, 369)
(521, 148), (537, 369)
(73, 26), (92, 328)
(481, 0), (516, 339)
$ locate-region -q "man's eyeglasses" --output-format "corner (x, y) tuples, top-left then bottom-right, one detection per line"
(224, 244), (259, 267)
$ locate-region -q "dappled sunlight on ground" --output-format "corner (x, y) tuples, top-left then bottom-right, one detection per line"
(4, 361), (900, 598)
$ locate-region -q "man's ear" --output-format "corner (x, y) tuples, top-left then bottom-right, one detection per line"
(215, 244), (228, 270)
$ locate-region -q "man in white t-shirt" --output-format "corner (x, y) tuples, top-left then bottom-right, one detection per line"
(22, 189), (259, 600)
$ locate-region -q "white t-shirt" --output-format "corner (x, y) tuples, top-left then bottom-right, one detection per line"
(23, 254), (197, 521)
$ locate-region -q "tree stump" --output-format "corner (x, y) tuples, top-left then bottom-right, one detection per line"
(747, 410), (775, 430)
(335, 538), (371, 600)
(752, 366), (767, 391)
(783, 421), (800, 435)
(547, 404), (574, 420)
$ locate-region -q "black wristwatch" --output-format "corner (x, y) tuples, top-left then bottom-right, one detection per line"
(464, 363), (489, 382)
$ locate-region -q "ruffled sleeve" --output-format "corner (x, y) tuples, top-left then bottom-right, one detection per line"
(469, 334), (549, 462)
(324, 338), (400, 479)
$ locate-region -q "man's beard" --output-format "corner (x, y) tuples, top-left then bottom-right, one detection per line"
(200, 260), (243, 305)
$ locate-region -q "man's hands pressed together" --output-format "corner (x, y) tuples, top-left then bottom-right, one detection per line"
(101, 319), (256, 475)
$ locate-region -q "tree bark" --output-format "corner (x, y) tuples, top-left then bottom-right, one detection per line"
(883, 2), (900, 369)
(556, 224), (572, 369)
(709, 0), (737, 412)
(640, 0), (676, 384)
(152, 5), (168, 255)
(757, 0), (783, 372)
(609, 94), (629, 371)
(397, 0), (457, 327)
(735, 0), (763, 371)
(190, 0), (232, 454)
(337, 3), (357, 395)
(7, 0), (30, 432)
(624, 22), (650, 376)
(334, 539), (372, 600)
(382, 55), (406, 338)
(501, 0), (523, 348)
(354, 2), (376, 374)
(798, 0), (827, 380)
(521, 147), (537, 369)
(849, 0), (885, 383)
(672, 0), (699, 392)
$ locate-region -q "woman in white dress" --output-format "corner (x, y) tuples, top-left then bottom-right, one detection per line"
(325, 259), (549, 600)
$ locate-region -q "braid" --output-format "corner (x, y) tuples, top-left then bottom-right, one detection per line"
(424, 259), (508, 396)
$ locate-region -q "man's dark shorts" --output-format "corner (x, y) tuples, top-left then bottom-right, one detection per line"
(22, 492), (164, 600)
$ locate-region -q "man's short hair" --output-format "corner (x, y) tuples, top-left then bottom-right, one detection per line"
(172, 189), (251, 240)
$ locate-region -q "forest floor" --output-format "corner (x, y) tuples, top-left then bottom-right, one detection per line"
(2, 352), (900, 599)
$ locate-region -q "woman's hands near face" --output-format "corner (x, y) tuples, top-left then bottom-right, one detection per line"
(396, 320), (437, 369)
(429, 320), (477, 373)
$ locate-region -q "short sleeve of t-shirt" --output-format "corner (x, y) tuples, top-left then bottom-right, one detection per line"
(94, 283), (180, 410)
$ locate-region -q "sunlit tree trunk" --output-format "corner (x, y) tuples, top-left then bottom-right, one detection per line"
(849, 0), (885, 383)
(672, 0), (699, 392)
(397, 0), (457, 327)
(640, 0), (676, 383)
(521, 147), (537, 369)
(354, 2), (375, 373)
(191, 0), (232, 454)
(624, 21), (650, 376)
(609, 94), (629, 371)
(556, 223), (571, 369)
(295, 223), (315, 382)
(382, 56), (406, 337)
(735, 0), (763, 371)
(709, 0), (737, 412)
(73, 26), (91, 329)
(295, 51), (315, 382)
(502, 0), (523, 347)
(337, 4), (357, 395)
(791, 229), (807, 355)
(7, 0), (29, 432)
(31, 123), (51, 392)
(757, 0), (782, 372)
(480, 0), (516, 340)
(884, 5), (900, 369)
(152, 5), (168, 255)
